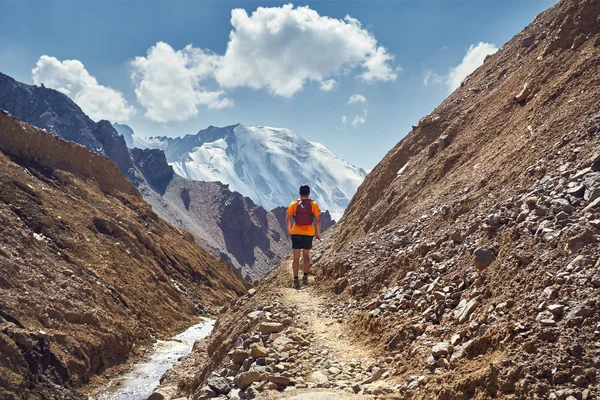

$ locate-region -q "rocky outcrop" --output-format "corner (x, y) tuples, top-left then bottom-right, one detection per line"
(131, 148), (174, 195)
(0, 113), (247, 400)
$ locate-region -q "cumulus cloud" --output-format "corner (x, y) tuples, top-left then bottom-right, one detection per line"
(32, 55), (135, 122)
(348, 94), (366, 104)
(132, 5), (396, 121)
(447, 42), (498, 91)
(130, 42), (232, 123)
(215, 5), (396, 97)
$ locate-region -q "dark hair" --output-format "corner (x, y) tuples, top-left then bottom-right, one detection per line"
(299, 185), (310, 196)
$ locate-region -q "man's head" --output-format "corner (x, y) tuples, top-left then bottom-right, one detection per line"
(299, 184), (310, 198)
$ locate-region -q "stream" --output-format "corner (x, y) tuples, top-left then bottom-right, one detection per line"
(97, 318), (215, 400)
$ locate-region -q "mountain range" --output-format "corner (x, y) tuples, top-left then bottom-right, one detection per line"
(118, 124), (367, 221)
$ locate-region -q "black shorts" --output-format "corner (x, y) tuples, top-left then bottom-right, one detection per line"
(291, 234), (314, 250)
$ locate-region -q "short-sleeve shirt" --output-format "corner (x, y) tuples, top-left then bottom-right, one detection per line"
(287, 199), (321, 236)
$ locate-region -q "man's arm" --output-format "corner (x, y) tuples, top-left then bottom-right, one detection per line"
(286, 214), (293, 236)
(315, 215), (321, 240)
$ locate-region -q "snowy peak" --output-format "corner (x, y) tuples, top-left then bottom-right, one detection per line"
(131, 124), (366, 220)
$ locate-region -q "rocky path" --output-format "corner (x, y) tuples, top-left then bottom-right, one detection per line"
(196, 260), (401, 399)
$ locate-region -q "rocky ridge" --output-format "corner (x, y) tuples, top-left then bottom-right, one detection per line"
(0, 112), (247, 400)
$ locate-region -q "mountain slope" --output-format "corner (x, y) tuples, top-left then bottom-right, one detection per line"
(132, 124), (367, 220)
(0, 112), (247, 400)
(156, 1), (600, 399)
(0, 73), (289, 281)
(138, 173), (290, 282)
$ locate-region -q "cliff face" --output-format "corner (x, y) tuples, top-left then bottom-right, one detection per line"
(0, 113), (247, 400)
(164, 1), (600, 399)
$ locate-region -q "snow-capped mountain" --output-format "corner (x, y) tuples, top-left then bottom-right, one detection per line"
(125, 124), (366, 220)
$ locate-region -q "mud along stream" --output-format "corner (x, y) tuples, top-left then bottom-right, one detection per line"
(96, 318), (215, 400)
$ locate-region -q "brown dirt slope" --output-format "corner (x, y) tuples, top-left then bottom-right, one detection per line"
(0, 112), (247, 400)
(167, 1), (600, 399)
(311, 0), (600, 398)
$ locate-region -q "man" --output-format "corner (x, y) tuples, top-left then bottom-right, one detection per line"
(286, 185), (321, 289)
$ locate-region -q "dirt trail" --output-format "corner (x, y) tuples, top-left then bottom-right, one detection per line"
(282, 263), (373, 362)
(260, 262), (383, 399)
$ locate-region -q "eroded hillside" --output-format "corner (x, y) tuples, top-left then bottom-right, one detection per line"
(161, 1), (600, 399)
(0, 112), (247, 400)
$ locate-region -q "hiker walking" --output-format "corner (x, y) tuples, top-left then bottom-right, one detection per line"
(286, 185), (321, 289)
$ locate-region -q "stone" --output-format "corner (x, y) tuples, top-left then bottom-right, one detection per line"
(234, 371), (261, 390)
(432, 342), (453, 357)
(328, 367), (341, 375)
(473, 246), (495, 270)
(247, 288), (257, 297)
(310, 371), (329, 384)
(450, 334), (462, 346)
(454, 298), (479, 323)
(585, 188), (600, 202)
(258, 322), (285, 334)
(591, 153), (600, 172)
(566, 185), (586, 198)
(436, 358), (449, 368)
(547, 304), (564, 317)
(230, 349), (250, 365)
(268, 375), (292, 386)
(250, 343), (268, 359)
(208, 376), (232, 395)
(543, 287), (558, 299)
(515, 83), (531, 102)
(272, 335), (294, 352)
(583, 197), (600, 212)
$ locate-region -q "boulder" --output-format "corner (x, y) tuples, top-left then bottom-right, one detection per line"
(230, 349), (250, 365)
(473, 246), (495, 270)
(234, 371), (261, 390)
(207, 376), (232, 395)
(432, 342), (453, 357)
(258, 322), (285, 334)
(249, 343), (268, 358)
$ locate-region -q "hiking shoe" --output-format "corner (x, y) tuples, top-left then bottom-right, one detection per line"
(293, 279), (300, 289)
(302, 276), (309, 285)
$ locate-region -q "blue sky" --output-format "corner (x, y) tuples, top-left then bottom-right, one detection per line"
(0, 0), (557, 169)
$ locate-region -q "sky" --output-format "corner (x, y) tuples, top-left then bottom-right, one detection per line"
(0, 0), (557, 170)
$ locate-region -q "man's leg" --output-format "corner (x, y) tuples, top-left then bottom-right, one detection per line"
(302, 249), (311, 274)
(292, 248), (301, 279)
(302, 249), (310, 284)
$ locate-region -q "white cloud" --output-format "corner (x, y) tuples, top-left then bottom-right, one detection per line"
(319, 79), (337, 91)
(348, 94), (366, 104)
(130, 42), (232, 123)
(132, 5), (396, 121)
(343, 94), (367, 127)
(32, 55), (135, 122)
(447, 42), (498, 91)
(351, 110), (367, 127)
(215, 5), (397, 97)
